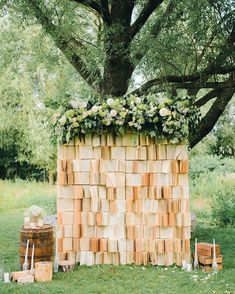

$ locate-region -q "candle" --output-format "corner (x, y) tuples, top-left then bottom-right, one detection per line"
(212, 238), (218, 272)
(4, 272), (10, 283)
(23, 239), (29, 271)
(24, 217), (30, 228)
(30, 244), (35, 275)
(193, 238), (198, 270)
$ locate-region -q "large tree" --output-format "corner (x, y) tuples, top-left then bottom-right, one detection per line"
(1, 0), (235, 147)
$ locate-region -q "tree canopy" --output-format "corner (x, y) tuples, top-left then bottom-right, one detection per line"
(0, 0), (234, 147)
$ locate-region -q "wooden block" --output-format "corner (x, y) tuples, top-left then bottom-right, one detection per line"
(179, 160), (189, 173)
(95, 253), (103, 265)
(87, 212), (95, 226)
(149, 252), (157, 265)
(99, 238), (108, 252)
(57, 172), (67, 186)
(111, 147), (126, 159)
(73, 186), (84, 199)
(91, 198), (99, 212)
(158, 174), (170, 186)
(84, 134), (92, 145)
(149, 173), (158, 186)
(119, 252), (127, 265)
(165, 239), (173, 253)
(162, 213), (169, 227)
(77, 146), (93, 159)
(126, 147), (138, 160)
(75, 135), (85, 146)
(57, 198), (73, 212)
(35, 262), (52, 282)
(73, 225), (81, 238)
(181, 186), (190, 198)
(92, 135), (101, 146)
(80, 238), (90, 251)
(194, 254), (223, 265)
(126, 240), (134, 251)
(141, 173), (150, 186)
(175, 145), (188, 160)
(107, 134), (115, 146)
(183, 239), (190, 253)
(100, 199), (109, 212)
(122, 133), (139, 146)
(11, 270), (30, 282)
(157, 239), (165, 254)
(108, 239), (118, 252)
(109, 200), (117, 213)
(174, 239), (182, 253)
(63, 238), (73, 251)
(107, 187), (116, 200)
(64, 225), (73, 238)
(133, 161), (148, 173)
(93, 147), (101, 158)
(147, 145), (157, 160)
(67, 172), (74, 185)
(106, 172), (125, 187)
(162, 186), (172, 199)
(165, 252), (174, 266)
(126, 225), (135, 239)
(62, 211), (73, 225)
(101, 146), (111, 159)
(126, 252), (134, 264)
(160, 228), (173, 239)
(162, 160), (171, 173)
(148, 161), (162, 173)
(74, 172), (90, 185)
(91, 159), (100, 172)
(116, 187), (125, 200)
(90, 238), (99, 252)
(183, 213), (191, 226)
(168, 213), (175, 226)
(103, 252), (112, 264)
(72, 160), (91, 172)
(197, 243), (220, 257)
(83, 199), (91, 212)
(199, 263), (223, 273)
(157, 145), (167, 159)
(137, 147), (147, 160)
(178, 174), (188, 186)
(172, 186), (181, 199)
(171, 160), (179, 173)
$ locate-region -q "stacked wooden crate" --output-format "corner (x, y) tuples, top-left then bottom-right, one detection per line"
(196, 243), (223, 272)
(57, 134), (191, 266)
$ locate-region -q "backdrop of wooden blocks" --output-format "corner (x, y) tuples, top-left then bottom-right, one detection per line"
(157, 145), (167, 159)
(106, 187), (115, 200)
(148, 240), (155, 252)
(109, 200), (117, 213)
(122, 133), (139, 146)
(166, 145), (177, 159)
(162, 186), (172, 199)
(67, 173), (74, 185)
(179, 160), (189, 173)
(100, 199), (109, 212)
(172, 186), (181, 199)
(73, 239), (80, 252)
(158, 174), (170, 186)
(141, 173), (150, 186)
(67, 146), (76, 160)
(81, 212), (88, 224)
(118, 239), (127, 251)
(183, 213), (191, 226)
(155, 213), (163, 226)
(108, 239), (118, 252)
(126, 252), (134, 264)
(134, 225), (141, 239)
(165, 252), (174, 266)
(86, 252), (95, 266)
(72, 186), (84, 199)
(74, 172), (90, 185)
(152, 226), (160, 239)
(149, 252), (157, 265)
(147, 145), (157, 160)
(63, 238), (73, 252)
(160, 228), (173, 239)
(176, 213), (183, 226)
(83, 199), (91, 212)
(89, 186), (98, 198)
(112, 253), (120, 265)
(165, 240), (173, 253)
(181, 199), (189, 213)
(182, 227), (191, 239)
(58, 238), (63, 252)
(101, 146), (111, 159)
(87, 212), (95, 226)
(84, 134), (92, 145)
(178, 174), (188, 186)
(175, 145), (188, 160)
(116, 200), (126, 213)
(183, 239), (190, 253)
(89, 172), (99, 185)
(100, 134), (107, 146)
(126, 147), (138, 160)
(73, 199), (82, 212)
(72, 159), (91, 172)
(90, 238), (99, 252)
(181, 186), (189, 198)
(134, 252), (143, 265)
(162, 213), (169, 227)
(91, 159), (100, 172)
(126, 226), (135, 239)
(106, 173), (125, 187)
(174, 239), (182, 253)
(83, 186), (91, 198)
(171, 160), (179, 173)
(138, 147), (147, 160)
(171, 173), (179, 186)
(133, 161), (148, 173)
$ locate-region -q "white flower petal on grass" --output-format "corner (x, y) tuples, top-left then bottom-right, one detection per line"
(91, 105), (100, 113)
(107, 98), (115, 107)
(159, 107), (171, 117)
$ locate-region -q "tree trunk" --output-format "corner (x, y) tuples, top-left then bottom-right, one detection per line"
(48, 170), (55, 185)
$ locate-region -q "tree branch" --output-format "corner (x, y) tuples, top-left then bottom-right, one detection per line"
(189, 88), (235, 148)
(130, 66), (235, 95)
(28, 0), (101, 90)
(99, 0), (111, 24)
(129, 0), (164, 39)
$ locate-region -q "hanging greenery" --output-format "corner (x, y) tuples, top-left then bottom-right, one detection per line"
(51, 94), (200, 144)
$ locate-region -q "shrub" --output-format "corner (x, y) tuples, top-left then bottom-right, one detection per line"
(211, 187), (235, 227)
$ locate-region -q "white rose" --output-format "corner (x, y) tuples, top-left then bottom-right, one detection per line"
(128, 122), (134, 126)
(159, 108), (171, 117)
(110, 109), (117, 117)
(59, 115), (66, 126)
(107, 98), (115, 107)
(91, 105), (100, 113)
(135, 97), (141, 104)
(81, 101), (87, 108)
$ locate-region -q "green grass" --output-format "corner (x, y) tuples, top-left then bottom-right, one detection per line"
(0, 180), (235, 293)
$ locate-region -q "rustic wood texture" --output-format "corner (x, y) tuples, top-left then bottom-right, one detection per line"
(57, 134), (191, 265)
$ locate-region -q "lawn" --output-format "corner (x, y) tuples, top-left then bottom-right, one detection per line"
(0, 179), (234, 294)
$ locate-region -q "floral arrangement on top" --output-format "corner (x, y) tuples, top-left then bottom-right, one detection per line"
(51, 94), (199, 144)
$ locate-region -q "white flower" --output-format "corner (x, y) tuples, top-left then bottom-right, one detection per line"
(59, 115), (66, 126)
(159, 107), (171, 117)
(135, 97), (141, 104)
(91, 105), (100, 113)
(107, 98), (115, 107)
(128, 122), (134, 126)
(110, 109), (117, 117)
(80, 101), (87, 108)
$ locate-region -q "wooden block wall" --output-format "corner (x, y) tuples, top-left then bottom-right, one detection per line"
(57, 134), (191, 266)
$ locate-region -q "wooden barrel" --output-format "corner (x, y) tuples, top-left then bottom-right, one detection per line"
(19, 225), (54, 269)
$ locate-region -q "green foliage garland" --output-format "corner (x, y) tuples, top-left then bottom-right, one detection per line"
(51, 94), (200, 144)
